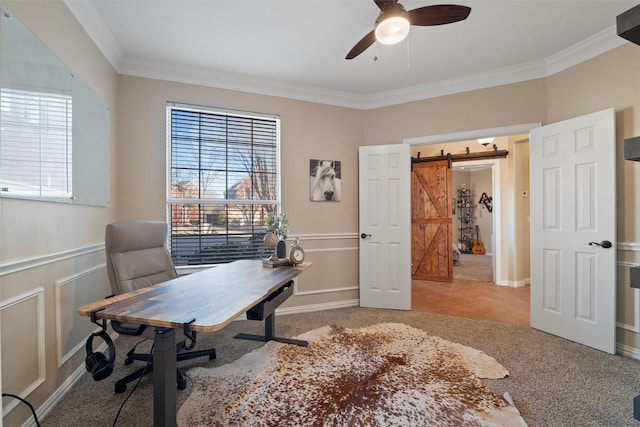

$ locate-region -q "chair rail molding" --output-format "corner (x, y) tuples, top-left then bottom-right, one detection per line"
(618, 242), (640, 252)
(0, 243), (104, 277)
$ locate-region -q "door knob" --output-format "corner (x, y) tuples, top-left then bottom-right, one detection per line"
(588, 240), (612, 249)
(360, 233), (371, 239)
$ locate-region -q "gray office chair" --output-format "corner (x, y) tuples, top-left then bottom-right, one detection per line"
(105, 220), (216, 393)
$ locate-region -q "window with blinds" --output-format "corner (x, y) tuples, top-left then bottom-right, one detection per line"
(167, 103), (280, 266)
(0, 88), (73, 199)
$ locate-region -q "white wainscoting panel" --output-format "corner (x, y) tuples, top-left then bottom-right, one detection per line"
(292, 246), (359, 296)
(1, 288), (45, 417)
(617, 260), (640, 333)
(55, 264), (107, 367)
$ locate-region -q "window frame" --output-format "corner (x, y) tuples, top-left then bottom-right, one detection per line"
(166, 102), (281, 268)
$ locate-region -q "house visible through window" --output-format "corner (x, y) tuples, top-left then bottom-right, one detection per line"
(0, 88), (73, 199)
(167, 102), (280, 266)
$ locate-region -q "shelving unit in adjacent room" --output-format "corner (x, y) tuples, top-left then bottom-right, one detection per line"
(456, 186), (474, 253)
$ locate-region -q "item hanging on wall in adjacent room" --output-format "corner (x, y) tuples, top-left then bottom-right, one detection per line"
(479, 192), (493, 212)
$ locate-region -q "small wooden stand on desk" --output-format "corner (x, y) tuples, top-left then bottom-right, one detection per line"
(78, 260), (311, 427)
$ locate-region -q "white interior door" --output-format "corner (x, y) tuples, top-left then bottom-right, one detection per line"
(359, 144), (411, 310)
(530, 108), (616, 354)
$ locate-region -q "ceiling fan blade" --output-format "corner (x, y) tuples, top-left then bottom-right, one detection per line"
(345, 30), (376, 60)
(374, 0), (397, 11)
(408, 4), (471, 26)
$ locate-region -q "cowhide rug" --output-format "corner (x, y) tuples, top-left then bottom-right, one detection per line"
(177, 323), (527, 426)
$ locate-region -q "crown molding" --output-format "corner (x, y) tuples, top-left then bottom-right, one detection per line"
(63, 0), (124, 70)
(545, 25), (627, 75)
(65, 2), (627, 110)
(118, 56), (369, 110)
(363, 60), (548, 109)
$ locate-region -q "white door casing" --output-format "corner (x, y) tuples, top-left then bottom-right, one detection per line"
(530, 108), (616, 354)
(359, 144), (411, 310)
(404, 123), (541, 286)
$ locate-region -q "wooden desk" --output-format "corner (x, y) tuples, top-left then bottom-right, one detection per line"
(78, 260), (311, 427)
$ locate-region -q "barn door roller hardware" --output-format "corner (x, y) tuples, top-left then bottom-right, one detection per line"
(412, 145), (509, 168)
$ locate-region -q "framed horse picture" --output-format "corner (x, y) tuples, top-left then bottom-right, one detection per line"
(310, 159), (341, 202)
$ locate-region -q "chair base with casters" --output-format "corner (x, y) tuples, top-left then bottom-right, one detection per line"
(114, 344), (216, 394)
(104, 221), (218, 394)
(111, 321), (216, 394)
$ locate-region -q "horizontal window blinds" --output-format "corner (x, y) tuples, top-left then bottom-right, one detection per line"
(0, 88), (72, 198)
(167, 105), (280, 266)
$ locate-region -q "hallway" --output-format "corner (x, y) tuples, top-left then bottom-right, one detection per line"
(412, 279), (530, 324)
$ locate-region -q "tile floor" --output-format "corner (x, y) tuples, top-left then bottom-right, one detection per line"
(412, 278), (530, 324)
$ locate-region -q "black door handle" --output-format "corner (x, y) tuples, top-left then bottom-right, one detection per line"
(589, 240), (612, 249)
(360, 233), (371, 239)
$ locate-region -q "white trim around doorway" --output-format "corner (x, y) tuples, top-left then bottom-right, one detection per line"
(403, 122), (541, 286)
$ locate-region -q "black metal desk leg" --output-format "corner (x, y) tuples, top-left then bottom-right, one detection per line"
(235, 312), (308, 346)
(264, 313), (275, 341)
(153, 328), (177, 427)
(234, 282), (308, 347)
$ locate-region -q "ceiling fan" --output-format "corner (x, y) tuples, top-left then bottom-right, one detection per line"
(345, 1), (471, 60)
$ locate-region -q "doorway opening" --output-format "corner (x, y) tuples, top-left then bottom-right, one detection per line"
(406, 123), (536, 323)
(452, 163), (494, 283)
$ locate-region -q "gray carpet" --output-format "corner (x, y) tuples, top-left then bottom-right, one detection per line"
(42, 307), (640, 426)
(454, 253), (493, 282)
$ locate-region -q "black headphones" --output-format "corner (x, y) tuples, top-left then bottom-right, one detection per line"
(85, 330), (115, 381)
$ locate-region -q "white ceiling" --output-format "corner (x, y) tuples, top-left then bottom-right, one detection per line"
(64, 0), (639, 109)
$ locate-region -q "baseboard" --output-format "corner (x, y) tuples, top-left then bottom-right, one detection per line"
(617, 342), (640, 360)
(34, 302), (358, 425)
(27, 336), (115, 427)
(276, 299), (360, 316)
(27, 356), (86, 427)
(32, 297), (640, 426)
(498, 278), (530, 288)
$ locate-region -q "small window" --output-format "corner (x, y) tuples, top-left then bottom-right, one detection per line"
(167, 103), (280, 266)
(0, 88), (72, 199)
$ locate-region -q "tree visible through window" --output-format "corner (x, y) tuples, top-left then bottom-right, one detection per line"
(167, 103), (280, 266)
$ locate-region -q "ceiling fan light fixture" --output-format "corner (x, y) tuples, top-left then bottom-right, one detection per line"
(375, 8), (410, 45)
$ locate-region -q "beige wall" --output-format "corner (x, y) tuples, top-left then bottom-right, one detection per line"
(513, 138), (531, 282)
(364, 80), (547, 146)
(450, 168), (493, 255)
(115, 76), (364, 311)
(470, 168), (493, 255)
(116, 76), (363, 234)
(544, 43), (640, 244)
(0, 1), (118, 426)
(3, 1), (640, 425)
